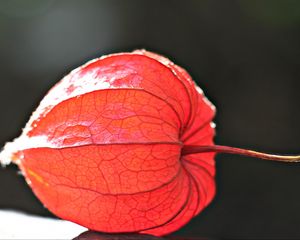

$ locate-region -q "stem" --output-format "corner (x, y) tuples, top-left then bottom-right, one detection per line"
(182, 145), (300, 162)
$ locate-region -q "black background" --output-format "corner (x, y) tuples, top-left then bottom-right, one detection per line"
(0, 0), (300, 239)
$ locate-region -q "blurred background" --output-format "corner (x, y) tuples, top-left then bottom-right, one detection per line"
(0, 0), (299, 239)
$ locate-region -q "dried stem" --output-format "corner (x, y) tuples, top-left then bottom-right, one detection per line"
(182, 145), (300, 162)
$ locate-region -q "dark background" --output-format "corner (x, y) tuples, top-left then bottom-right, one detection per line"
(0, 0), (300, 239)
